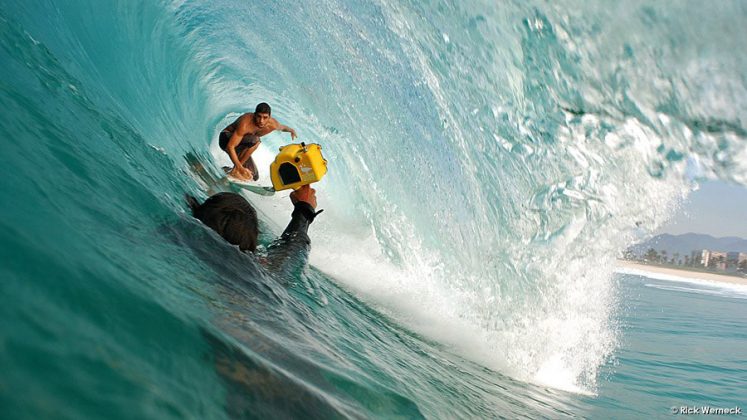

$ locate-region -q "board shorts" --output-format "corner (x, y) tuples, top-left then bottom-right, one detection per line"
(219, 131), (260, 181)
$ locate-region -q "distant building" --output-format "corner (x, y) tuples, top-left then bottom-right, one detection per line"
(691, 249), (736, 271)
(726, 252), (747, 264)
(727, 252), (747, 271)
(709, 251), (728, 270)
(691, 250), (710, 267)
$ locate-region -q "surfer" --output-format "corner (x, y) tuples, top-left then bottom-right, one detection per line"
(186, 185), (320, 270)
(220, 102), (297, 182)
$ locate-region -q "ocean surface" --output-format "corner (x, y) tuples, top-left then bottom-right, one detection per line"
(1, 1), (746, 418)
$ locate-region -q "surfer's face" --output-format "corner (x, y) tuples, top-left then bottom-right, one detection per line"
(254, 112), (270, 128)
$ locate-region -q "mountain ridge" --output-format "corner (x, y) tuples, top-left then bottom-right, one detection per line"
(628, 233), (747, 262)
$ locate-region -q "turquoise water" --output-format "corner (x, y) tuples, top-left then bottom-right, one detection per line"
(1, 0), (746, 418)
(590, 275), (747, 418)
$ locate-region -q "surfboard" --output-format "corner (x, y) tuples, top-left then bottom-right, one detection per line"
(225, 176), (276, 196)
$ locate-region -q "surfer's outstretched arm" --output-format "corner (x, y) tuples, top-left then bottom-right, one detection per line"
(280, 125), (297, 140)
(272, 118), (297, 140)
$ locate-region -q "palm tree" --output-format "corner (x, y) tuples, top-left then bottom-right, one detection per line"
(645, 248), (659, 263)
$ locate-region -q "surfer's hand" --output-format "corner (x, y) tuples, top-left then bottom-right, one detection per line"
(229, 166), (252, 181)
(290, 129), (297, 140)
(290, 185), (316, 209)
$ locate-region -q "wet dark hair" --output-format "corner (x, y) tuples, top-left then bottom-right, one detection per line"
(255, 102), (271, 115)
(186, 192), (259, 252)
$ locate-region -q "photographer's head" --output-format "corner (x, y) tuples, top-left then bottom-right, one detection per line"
(187, 186), (318, 254)
(188, 192), (259, 252)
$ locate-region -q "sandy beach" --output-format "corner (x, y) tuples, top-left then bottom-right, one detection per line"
(616, 260), (747, 286)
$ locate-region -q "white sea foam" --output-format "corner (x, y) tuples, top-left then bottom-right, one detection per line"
(617, 267), (747, 298)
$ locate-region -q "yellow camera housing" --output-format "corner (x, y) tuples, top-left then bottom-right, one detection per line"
(270, 142), (328, 191)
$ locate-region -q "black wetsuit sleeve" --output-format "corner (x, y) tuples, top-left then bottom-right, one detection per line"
(265, 202), (320, 276)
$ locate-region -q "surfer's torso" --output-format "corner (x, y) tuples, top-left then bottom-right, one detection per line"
(222, 113), (278, 138)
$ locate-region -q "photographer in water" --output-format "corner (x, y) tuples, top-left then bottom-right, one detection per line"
(186, 185), (321, 272)
(185, 185), (340, 417)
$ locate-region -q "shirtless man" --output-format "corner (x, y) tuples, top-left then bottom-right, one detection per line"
(219, 102), (297, 181)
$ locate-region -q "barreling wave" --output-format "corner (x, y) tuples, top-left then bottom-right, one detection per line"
(1, 1), (745, 415)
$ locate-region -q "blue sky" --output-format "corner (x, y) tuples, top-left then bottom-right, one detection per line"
(656, 180), (747, 238)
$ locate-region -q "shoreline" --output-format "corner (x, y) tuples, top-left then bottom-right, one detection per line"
(615, 260), (747, 287)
